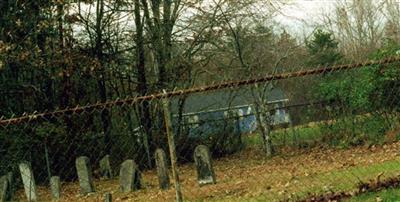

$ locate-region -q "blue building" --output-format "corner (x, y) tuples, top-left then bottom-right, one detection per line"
(171, 86), (291, 138)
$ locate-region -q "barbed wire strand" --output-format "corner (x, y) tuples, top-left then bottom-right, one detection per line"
(0, 56), (399, 126)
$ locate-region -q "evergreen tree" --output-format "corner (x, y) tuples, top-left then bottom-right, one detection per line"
(306, 29), (342, 66)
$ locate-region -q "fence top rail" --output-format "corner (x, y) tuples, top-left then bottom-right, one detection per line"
(1, 56), (399, 126)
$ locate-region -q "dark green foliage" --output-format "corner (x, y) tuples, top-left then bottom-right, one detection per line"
(369, 44), (400, 111)
(320, 114), (390, 148)
(306, 29), (343, 66)
(310, 39), (400, 147)
(176, 115), (243, 162)
(315, 43), (400, 113)
(0, 106), (155, 183)
(0, 0), (151, 181)
(305, 28), (399, 149)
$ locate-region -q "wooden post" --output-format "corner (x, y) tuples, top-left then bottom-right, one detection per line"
(162, 92), (183, 202)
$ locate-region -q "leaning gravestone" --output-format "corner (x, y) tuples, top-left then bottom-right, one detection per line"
(100, 155), (113, 179)
(6, 172), (14, 201)
(194, 145), (216, 186)
(75, 156), (95, 194)
(119, 160), (141, 192)
(6, 172), (12, 190)
(155, 149), (170, 190)
(0, 175), (8, 202)
(19, 162), (38, 201)
(50, 176), (61, 200)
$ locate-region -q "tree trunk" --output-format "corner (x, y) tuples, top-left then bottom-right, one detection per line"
(135, 0), (153, 168)
(95, 0), (112, 155)
(255, 104), (274, 157)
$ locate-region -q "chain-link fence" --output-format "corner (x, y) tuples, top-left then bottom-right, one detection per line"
(1, 57), (400, 201)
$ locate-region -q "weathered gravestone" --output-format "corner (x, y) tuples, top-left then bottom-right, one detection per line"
(100, 155), (113, 179)
(155, 149), (170, 190)
(119, 160), (141, 192)
(19, 162), (38, 201)
(0, 175), (8, 202)
(6, 172), (14, 201)
(104, 192), (112, 202)
(194, 145), (216, 186)
(6, 172), (12, 188)
(50, 176), (61, 200)
(75, 156), (95, 194)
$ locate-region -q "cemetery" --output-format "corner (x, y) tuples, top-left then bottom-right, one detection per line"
(1, 139), (399, 201)
(2, 1), (400, 201)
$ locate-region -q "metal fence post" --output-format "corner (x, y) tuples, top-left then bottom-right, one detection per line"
(162, 92), (183, 202)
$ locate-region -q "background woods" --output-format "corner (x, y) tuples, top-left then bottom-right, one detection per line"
(0, 0), (296, 173)
(1, 1), (400, 201)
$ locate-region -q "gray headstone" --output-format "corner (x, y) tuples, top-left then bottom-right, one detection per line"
(104, 192), (112, 202)
(19, 162), (38, 201)
(75, 156), (95, 194)
(6, 172), (13, 201)
(154, 149), (170, 190)
(99, 155), (112, 179)
(119, 160), (141, 192)
(194, 145), (216, 186)
(6, 172), (12, 190)
(0, 175), (8, 202)
(50, 176), (61, 200)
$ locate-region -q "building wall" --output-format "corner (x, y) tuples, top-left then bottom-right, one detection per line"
(175, 102), (291, 138)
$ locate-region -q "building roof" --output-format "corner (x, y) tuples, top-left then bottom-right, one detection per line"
(171, 85), (287, 114)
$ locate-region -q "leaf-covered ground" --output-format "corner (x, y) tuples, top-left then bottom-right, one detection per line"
(15, 142), (400, 201)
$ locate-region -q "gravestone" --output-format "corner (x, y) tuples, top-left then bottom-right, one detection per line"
(6, 172), (13, 201)
(193, 145), (216, 186)
(0, 175), (8, 202)
(154, 149), (170, 190)
(104, 192), (112, 202)
(50, 176), (61, 200)
(75, 156), (95, 194)
(6, 172), (12, 190)
(19, 162), (38, 201)
(99, 155), (112, 179)
(119, 160), (141, 192)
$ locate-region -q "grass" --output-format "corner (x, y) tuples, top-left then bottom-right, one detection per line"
(243, 124), (325, 150)
(294, 158), (400, 199)
(249, 154), (400, 201)
(244, 113), (400, 150)
(347, 188), (400, 202)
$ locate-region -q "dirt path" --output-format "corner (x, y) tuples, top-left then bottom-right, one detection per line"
(15, 142), (400, 201)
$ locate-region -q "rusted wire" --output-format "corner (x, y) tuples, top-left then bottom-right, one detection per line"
(1, 56), (399, 126)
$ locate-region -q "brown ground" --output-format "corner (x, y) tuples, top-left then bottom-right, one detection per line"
(15, 142), (400, 202)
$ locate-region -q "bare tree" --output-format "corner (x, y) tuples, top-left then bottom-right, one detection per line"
(322, 0), (385, 60)
(204, 0), (296, 156)
(382, 0), (400, 43)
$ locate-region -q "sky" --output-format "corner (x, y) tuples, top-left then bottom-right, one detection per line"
(72, 0), (340, 40)
(274, 0), (337, 36)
